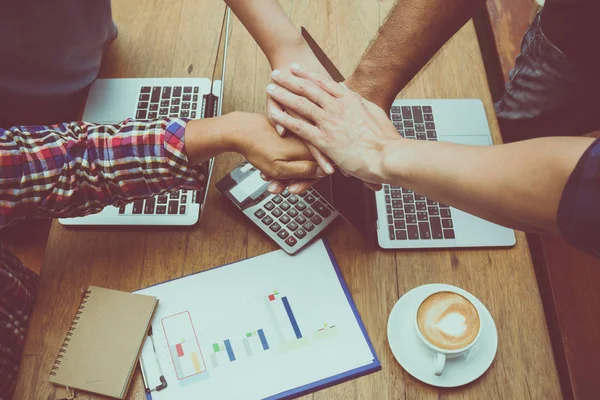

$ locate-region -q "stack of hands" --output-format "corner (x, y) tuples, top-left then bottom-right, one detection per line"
(257, 64), (402, 195)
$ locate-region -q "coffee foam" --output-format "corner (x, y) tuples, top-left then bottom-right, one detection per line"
(417, 291), (480, 350)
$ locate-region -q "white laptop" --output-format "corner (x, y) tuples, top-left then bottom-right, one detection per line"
(293, 29), (517, 250)
(60, 8), (231, 227)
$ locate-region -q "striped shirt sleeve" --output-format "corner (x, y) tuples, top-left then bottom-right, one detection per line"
(0, 118), (205, 227)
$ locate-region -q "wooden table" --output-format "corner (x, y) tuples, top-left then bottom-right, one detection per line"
(14, 1), (562, 399)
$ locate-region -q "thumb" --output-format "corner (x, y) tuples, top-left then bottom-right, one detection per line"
(266, 96), (286, 136)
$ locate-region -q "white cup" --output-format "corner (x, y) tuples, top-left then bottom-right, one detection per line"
(413, 288), (482, 376)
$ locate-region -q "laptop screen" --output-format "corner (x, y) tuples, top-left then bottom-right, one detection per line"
(301, 28), (378, 243)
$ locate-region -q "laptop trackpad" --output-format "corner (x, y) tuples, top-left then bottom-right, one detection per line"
(441, 135), (492, 146)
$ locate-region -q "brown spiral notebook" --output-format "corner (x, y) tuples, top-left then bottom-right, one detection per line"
(49, 286), (158, 399)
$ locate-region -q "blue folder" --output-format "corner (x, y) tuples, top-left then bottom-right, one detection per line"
(143, 239), (381, 400)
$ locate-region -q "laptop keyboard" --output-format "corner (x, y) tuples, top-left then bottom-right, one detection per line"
(118, 86), (207, 218)
(386, 105), (455, 240)
(119, 189), (191, 216)
(136, 85), (204, 120)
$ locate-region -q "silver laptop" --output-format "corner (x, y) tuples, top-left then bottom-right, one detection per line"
(303, 28), (516, 250)
(60, 8), (231, 227)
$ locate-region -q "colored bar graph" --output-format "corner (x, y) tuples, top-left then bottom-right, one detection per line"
(210, 353), (219, 368)
(257, 329), (269, 350)
(243, 338), (253, 356)
(191, 352), (202, 373)
(281, 296), (302, 339)
(161, 312), (207, 380)
(224, 339), (236, 362)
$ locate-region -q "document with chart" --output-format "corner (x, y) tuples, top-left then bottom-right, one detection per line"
(136, 239), (380, 399)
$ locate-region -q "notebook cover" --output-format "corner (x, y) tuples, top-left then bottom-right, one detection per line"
(50, 286), (158, 399)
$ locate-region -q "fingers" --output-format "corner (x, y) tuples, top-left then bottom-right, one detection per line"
(267, 179), (287, 194)
(269, 160), (322, 180)
(269, 108), (322, 145)
(287, 179), (318, 194)
(289, 64), (346, 98)
(306, 142), (335, 175)
(270, 69), (337, 110)
(265, 96), (286, 136)
(267, 83), (325, 124)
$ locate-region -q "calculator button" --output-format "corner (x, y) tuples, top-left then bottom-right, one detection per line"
(263, 202), (275, 211)
(270, 222), (281, 232)
(272, 195), (283, 204)
(277, 229), (289, 239)
(288, 221), (299, 231)
(303, 209), (315, 218)
(287, 208), (299, 218)
(311, 215), (323, 225)
(156, 205), (166, 214)
(304, 194), (316, 203)
(272, 208), (283, 218)
(285, 236), (297, 247)
(298, 191), (308, 197)
(280, 214), (291, 224)
(288, 195), (299, 204)
(296, 202), (307, 211)
(179, 205), (186, 214)
(118, 205), (126, 214)
(295, 215), (307, 225)
(262, 216), (274, 225)
(303, 222), (315, 231)
(312, 201), (331, 218)
(294, 228), (307, 239)
(254, 209), (266, 219)
(281, 190), (291, 198)
(280, 202), (291, 211)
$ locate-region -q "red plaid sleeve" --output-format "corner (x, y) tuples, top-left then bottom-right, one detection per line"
(0, 118), (206, 227)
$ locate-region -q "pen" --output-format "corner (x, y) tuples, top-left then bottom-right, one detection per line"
(140, 325), (168, 393)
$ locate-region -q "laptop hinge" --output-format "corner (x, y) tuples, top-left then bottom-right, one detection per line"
(203, 93), (219, 118)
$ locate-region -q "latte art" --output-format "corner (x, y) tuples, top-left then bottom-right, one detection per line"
(417, 291), (480, 350)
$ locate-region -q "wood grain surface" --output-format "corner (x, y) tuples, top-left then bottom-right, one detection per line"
(14, 1), (561, 399)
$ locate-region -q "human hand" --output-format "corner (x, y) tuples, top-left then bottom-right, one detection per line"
(224, 112), (326, 185)
(265, 65), (402, 186)
(265, 44), (336, 193)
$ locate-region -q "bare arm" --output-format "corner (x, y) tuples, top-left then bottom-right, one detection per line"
(381, 137), (594, 235)
(224, 0), (336, 192)
(347, 0), (486, 110)
(224, 0), (308, 66)
(266, 66), (594, 236)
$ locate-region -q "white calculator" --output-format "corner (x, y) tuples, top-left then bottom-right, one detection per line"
(216, 162), (339, 254)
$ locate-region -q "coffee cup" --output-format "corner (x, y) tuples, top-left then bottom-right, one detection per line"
(413, 288), (482, 376)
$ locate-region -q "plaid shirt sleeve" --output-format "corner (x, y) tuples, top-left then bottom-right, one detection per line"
(0, 118), (206, 226)
(0, 245), (39, 398)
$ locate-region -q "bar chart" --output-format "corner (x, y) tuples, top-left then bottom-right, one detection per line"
(161, 311), (207, 380)
(265, 290), (304, 344)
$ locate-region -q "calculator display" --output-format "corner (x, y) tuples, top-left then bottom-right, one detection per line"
(230, 169), (267, 202)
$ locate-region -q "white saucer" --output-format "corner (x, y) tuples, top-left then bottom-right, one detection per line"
(387, 284), (498, 387)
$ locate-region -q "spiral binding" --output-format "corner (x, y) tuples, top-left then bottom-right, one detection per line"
(49, 290), (92, 377)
